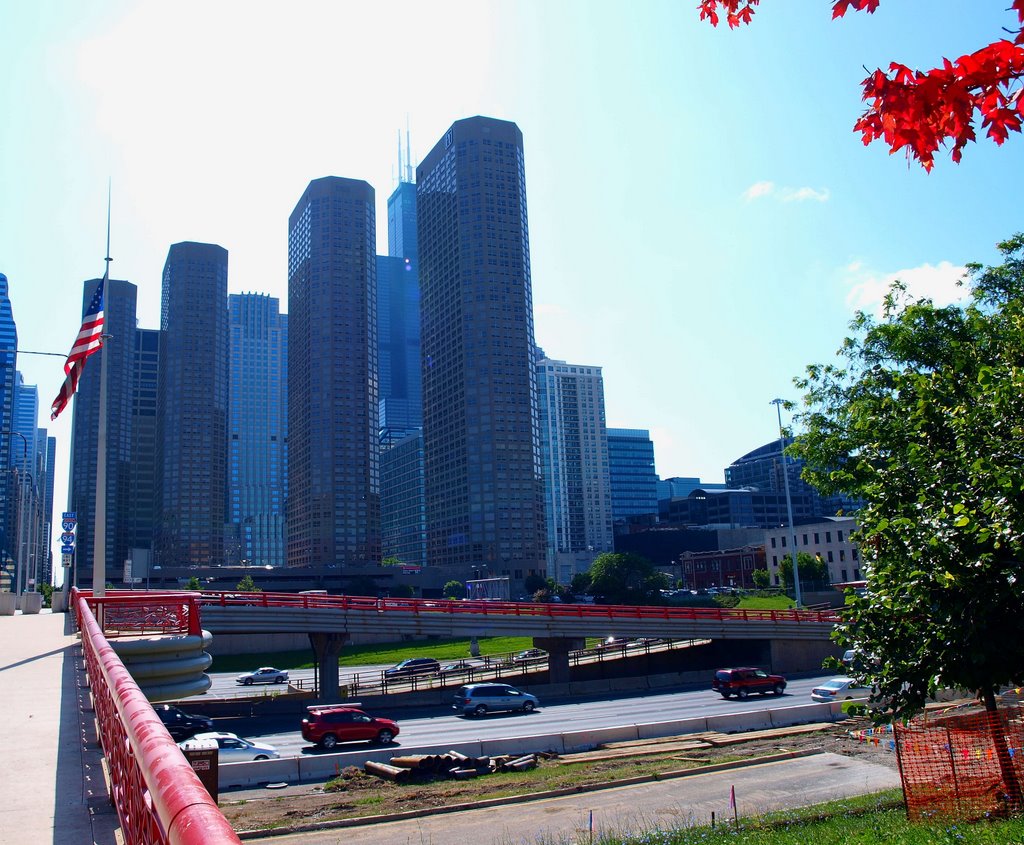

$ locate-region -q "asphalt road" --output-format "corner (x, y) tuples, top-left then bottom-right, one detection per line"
(207, 671), (843, 757)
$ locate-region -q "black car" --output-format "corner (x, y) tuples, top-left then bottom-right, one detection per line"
(383, 657), (441, 679)
(154, 704), (214, 741)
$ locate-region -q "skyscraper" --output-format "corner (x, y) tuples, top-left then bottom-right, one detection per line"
(606, 428), (659, 524)
(0, 273), (17, 583)
(536, 352), (613, 582)
(417, 116), (546, 581)
(127, 329), (160, 560)
(69, 278), (137, 586)
(228, 293), (288, 567)
(156, 243), (229, 568)
(287, 177), (379, 568)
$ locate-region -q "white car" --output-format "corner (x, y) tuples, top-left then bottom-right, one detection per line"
(235, 666), (289, 685)
(179, 731), (280, 762)
(810, 676), (871, 702)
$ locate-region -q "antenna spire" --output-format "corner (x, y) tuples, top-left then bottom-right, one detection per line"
(405, 118), (413, 183)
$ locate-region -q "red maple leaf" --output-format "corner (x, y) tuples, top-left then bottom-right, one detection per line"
(697, 1), (1024, 168)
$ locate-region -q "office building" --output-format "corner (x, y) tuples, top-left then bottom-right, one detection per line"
(228, 293), (288, 568)
(380, 431), (426, 568)
(127, 329), (159, 564)
(607, 428), (659, 524)
(0, 273), (17, 582)
(536, 353), (613, 582)
(417, 116), (546, 581)
(765, 516), (861, 586)
(67, 277), (138, 585)
(155, 243), (229, 568)
(287, 177), (380, 567)
(37, 432), (55, 587)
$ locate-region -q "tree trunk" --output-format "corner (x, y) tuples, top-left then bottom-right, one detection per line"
(982, 688), (1022, 814)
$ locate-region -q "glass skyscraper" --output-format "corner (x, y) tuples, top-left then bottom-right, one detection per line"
(228, 293), (287, 568)
(0, 273), (16, 581)
(606, 428), (659, 523)
(156, 243), (229, 568)
(537, 353), (613, 582)
(417, 116), (546, 580)
(287, 177), (380, 568)
(127, 329), (159, 560)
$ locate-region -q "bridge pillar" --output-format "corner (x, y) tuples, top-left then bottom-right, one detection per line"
(309, 632), (349, 701)
(533, 637), (584, 685)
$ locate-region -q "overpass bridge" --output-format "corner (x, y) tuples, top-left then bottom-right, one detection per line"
(196, 592), (840, 700)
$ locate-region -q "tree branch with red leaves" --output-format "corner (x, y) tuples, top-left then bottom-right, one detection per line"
(698, 1), (1024, 170)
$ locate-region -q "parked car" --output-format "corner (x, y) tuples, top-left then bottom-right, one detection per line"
(179, 731), (280, 762)
(235, 666), (289, 685)
(711, 667), (787, 699)
(453, 683), (540, 716)
(154, 703), (214, 741)
(383, 657), (441, 679)
(810, 676), (872, 702)
(300, 706), (400, 749)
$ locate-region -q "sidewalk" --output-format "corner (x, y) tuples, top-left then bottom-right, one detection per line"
(0, 608), (120, 845)
(239, 751), (901, 844)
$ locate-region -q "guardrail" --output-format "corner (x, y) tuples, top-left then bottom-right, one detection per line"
(74, 589), (203, 637)
(195, 591), (840, 624)
(72, 588), (241, 845)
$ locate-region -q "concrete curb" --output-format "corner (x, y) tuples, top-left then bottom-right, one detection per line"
(233, 748), (825, 840)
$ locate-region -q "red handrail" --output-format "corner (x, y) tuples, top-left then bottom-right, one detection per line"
(73, 588), (241, 845)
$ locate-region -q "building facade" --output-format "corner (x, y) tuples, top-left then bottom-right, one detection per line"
(678, 545), (766, 591)
(380, 430), (426, 568)
(0, 273), (17, 583)
(227, 293), (288, 568)
(536, 352), (613, 583)
(764, 516), (860, 586)
(417, 116), (546, 583)
(68, 278), (138, 586)
(156, 243), (229, 568)
(287, 177), (380, 568)
(127, 328), (159, 566)
(607, 428), (659, 524)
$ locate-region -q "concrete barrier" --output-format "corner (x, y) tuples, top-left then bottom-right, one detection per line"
(480, 732), (564, 757)
(636, 717), (708, 739)
(770, 702), (834, 728)
(21, 592), (43, 614)
(707, 708), (774, 733)
(561, 724), (639, 753)
(0, 592), (16, 615)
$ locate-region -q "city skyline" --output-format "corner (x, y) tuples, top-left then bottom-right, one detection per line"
(3, 2), (1022, 570)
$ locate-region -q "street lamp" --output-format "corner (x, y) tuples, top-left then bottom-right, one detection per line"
(770, 399), (801, 608)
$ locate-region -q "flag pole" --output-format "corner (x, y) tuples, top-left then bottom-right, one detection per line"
(92, 184), (112, 599)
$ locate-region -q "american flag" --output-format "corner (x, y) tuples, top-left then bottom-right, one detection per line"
(50, 272), (106, 420)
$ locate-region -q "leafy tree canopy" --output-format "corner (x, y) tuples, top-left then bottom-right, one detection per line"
(752, 568), (772, 590)
(778, 551), (830, 589)
(236, 574), (260, 593)
(587, 552), (669, 605)
(185, 576), (202, 591)
(381, 556), (404, 567)
(791, 233), (1024, 721)
(699, 1), (1024, 170)
(443, 580), (466, 600)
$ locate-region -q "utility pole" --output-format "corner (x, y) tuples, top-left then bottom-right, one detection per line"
(771, 399), (801, 608)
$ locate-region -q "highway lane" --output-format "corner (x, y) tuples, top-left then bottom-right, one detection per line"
(208, 672), (844, 757)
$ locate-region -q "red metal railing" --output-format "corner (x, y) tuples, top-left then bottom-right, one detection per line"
(78, 590), (203, 637)
(72, 588), (241, 845)
(196, 591), (840, 623)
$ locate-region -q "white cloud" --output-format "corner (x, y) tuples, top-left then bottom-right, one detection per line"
(743, 181), (830, 202)
(843, 260), (969, 316)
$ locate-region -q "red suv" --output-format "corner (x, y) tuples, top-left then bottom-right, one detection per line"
(712, 667), (786, 699)
(301, 707), (400, 749)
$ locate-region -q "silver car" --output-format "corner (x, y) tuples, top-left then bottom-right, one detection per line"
(179, 732), (280, 762)
(235, 666), (289, 685)
(453, 683), (539, 716)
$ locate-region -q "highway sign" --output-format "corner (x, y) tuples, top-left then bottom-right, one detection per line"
(60, 532), (76, 545)
(62, 519), (76, 531)
(62, 511), (77, 519)
(61, 545), (75, 555)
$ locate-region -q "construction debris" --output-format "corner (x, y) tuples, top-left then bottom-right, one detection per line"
(362, 749), (545, 783)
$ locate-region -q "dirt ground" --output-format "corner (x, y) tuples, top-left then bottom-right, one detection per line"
(218, 718), (900, 834)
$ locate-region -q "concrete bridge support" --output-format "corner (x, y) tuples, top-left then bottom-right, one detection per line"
(533, 637), (585, 685)
(769, 637), (844, 676)
(309, 632), (350, 701)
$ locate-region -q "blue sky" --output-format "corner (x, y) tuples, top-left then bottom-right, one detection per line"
(2, 1), (1022, 541)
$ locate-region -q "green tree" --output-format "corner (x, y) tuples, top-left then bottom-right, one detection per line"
(185, 576), (202, 591)
(236, 574), (260, 593)
(523, 573), (549, 595)
(751, 568), (772, 590)
(443, 580), (466, 600)
(778, 552), (829, 590)
(792, 234), (1024, 801)
(381, 556), (403, 567)
(569, 572), (592, 596)
(586, 552), (668, 605)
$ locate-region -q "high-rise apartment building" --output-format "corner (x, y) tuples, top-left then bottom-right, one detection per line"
(156, 243), (228, 568)
(536, 353), (613, 582)
(69, 278), (138, 586)
(287, 177), (380, 567)
(417, 116), (546, 581)
(606, 428), (659, 524)
(228, 293), (288, 567)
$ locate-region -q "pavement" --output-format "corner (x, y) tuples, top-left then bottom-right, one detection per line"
(0, 608), (119, 845)
(0, 608), (902, 845)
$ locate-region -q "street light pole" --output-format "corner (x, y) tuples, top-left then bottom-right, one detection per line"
(771, 399), (801, 608)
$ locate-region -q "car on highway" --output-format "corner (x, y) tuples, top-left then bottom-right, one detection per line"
(301, 706), (400, 749)
(235, 666), (289, 685)
(512, 648), (547, 664)
(383, 657), (441, 679)
(453, 683), (540, 716)
(441, 658), (488, 672)
(179, 731), (280, 762)
(810, 676), (872, 702)
(154, 703), (214, 741)
(711, 667), (787, 699)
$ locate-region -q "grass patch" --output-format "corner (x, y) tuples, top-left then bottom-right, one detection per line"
(736, 595), (796, 610)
